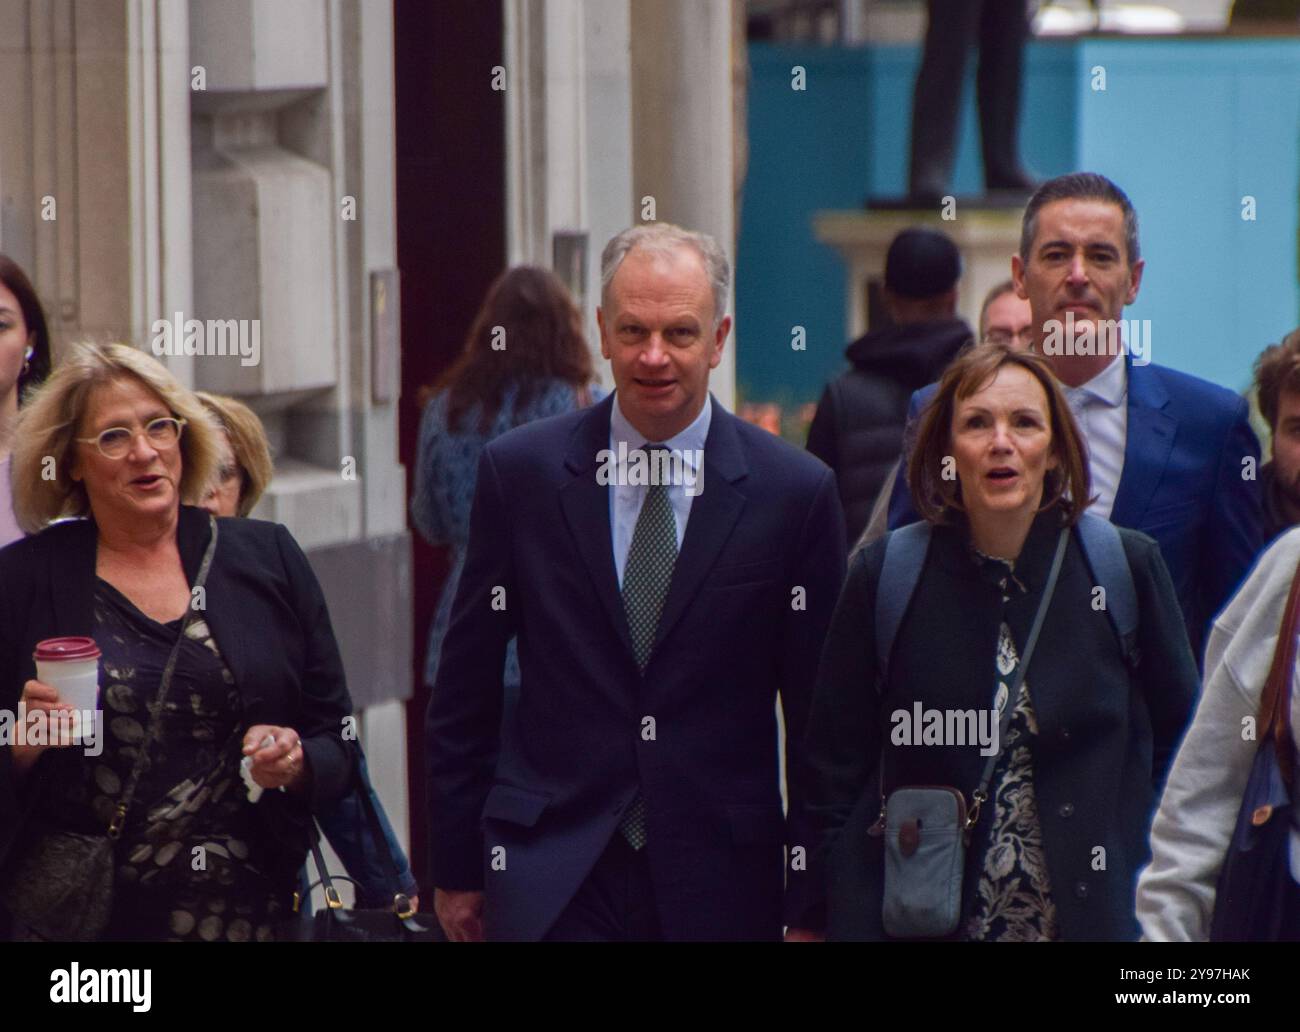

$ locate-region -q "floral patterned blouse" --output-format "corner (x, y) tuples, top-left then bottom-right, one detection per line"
(962, 552), (1059, 942)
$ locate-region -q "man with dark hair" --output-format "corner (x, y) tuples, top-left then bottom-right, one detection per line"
(806, 227), (972, 545)
(1252, 328), (1300, 540)
(889, 172), (1265, 657)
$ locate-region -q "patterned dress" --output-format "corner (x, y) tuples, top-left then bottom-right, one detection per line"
(962, 551), (1059, 942)
(35, 579), (296, 941)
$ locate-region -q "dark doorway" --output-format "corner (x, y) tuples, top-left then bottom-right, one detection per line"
(394, 0), (505, 889)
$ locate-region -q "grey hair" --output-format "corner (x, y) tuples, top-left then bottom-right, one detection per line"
(600, 223), (731, 326)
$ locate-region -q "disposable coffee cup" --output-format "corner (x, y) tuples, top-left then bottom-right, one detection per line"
(34, 637), (102, 741)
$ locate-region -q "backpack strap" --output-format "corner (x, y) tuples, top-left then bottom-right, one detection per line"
(1075, 511), (1140, 667)
(875, 521), (932, 679)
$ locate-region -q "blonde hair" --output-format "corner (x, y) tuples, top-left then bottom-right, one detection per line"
(194, 391), (274, 516)
(12, 342), (223, 533)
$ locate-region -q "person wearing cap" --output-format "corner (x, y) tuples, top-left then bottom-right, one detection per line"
(807, 226), (973, 546)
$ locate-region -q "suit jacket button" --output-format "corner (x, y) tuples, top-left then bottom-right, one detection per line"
(1058, 802), (1074, 818)
(1074, 881), (1088, 899)
(1059, 727), (1071, 741)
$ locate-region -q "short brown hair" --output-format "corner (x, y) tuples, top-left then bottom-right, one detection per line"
(1253, 328), (1300, 432)
(906, 343), (1092, 526)
(195, 391), (274, 516)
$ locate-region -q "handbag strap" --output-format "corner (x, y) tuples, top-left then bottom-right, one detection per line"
(300, 742), (416, 918)
(878, 524), (1070, 830)
(1259, 560), (1300, 789)
(107, 515), (219, 839)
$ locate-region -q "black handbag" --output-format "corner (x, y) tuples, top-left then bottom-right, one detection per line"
(1210, 559), (1300, 941)
(1, 518), (219, 942)
(280, 744), (441, 942)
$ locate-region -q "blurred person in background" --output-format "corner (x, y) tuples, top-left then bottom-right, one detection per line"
(193, 390), (420, 913)
(852, 278), (1027, 552)
(1250, 329), (1300, 542)
(0, 255), (54, 547)
(806, 227), (972, 546)
(0, 344), (354, 941)
(412, 265), (603, 701)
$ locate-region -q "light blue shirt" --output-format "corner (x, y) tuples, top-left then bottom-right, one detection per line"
(1062, 354), (1128, 520)
(609, 393), (712, 587)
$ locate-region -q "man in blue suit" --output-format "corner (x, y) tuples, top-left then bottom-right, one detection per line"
(887, 173), (1264, 656)
(426, 224), (846, 941)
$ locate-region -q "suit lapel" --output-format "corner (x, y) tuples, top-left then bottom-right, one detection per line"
(651, 400), (748, 655)
(558, 395), (638, 662)
(1110, 360), (1175, 528)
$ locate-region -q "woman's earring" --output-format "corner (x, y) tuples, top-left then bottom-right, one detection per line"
(22, 346), (32, 374)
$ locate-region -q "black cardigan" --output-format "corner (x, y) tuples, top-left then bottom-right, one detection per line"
(0, 505), (355, 876)
(804, 509), (1200, 941)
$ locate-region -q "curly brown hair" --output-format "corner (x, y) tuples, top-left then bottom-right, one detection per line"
(1253, 328), (1300, 432)
(907, 343), (1093, 526)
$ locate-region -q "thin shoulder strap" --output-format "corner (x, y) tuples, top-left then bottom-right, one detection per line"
(109, 515), (219, 837)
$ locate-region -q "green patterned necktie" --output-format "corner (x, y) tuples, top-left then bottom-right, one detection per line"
(618, 447), (679, 850)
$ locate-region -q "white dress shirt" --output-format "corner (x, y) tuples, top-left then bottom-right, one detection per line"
(609, 394), (712, 587)
(1061, 355), (1128, 519)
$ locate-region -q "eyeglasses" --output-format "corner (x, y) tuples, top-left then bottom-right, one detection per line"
(75, 416), (186, 459)
(982, 330), (1033, 348)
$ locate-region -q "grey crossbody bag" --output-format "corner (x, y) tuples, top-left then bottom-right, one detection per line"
(870, 526), (1068, 939)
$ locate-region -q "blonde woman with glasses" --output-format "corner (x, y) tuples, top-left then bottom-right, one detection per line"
(0, 343), (355, 941)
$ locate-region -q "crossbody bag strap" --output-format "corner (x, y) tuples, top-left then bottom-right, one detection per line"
(965, 525), (1069, 829)
(108, 515), (219, 839)
(876, 524), (1069, 831)
(1260, 560), (1300, 790)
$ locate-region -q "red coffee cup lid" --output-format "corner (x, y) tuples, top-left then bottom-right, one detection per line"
(34, 637), (102, 662)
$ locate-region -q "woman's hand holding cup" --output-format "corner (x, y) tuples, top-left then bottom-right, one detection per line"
(12, 679), (79, 772)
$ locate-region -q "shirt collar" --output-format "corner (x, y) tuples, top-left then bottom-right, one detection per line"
(610, 392), (712, 471)
(1063, 353), (1127, 408)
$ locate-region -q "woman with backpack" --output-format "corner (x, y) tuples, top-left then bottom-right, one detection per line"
(797, 343), (1198, 941)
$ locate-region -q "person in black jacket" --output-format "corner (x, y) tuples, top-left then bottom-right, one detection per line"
(806, 226), (972, 545)
(803, 343), (1198, 941)
(0, 343), (354, 941)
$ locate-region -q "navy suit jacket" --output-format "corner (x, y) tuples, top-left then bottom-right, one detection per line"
(887, 358), (1265, 655)
(425, 393), (846, 941)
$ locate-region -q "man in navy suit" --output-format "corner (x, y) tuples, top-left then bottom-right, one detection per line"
(887, 173), (1264, 656)
(426, 224), (846, 941)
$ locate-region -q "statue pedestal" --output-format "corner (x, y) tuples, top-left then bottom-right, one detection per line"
(813, 207), (1023, 341)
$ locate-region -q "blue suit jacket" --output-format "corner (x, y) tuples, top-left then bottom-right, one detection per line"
(425, 394), (846, 940)
(887, 358), (1265, 656)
